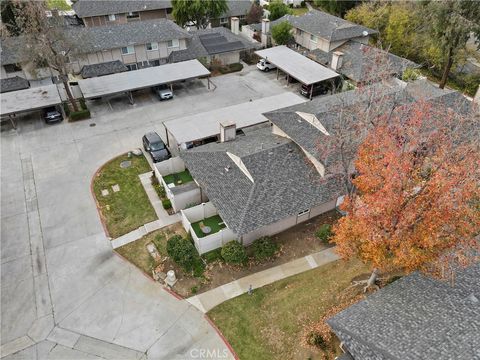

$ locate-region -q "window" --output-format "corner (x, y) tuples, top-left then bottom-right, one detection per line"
(4, 63), (22, 73)
(126, 63), (138, 71)
(167, 39), (179, 48)
(121, 46), (135, 55)
(108, 14), (116, 21)
(126, 11), (139, 20)
(310, 34), (317, 43)
(146, 42), (158, 51)
(220, 17), (228, 24)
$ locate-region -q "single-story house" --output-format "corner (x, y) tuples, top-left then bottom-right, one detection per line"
(327, 263), (480, 360)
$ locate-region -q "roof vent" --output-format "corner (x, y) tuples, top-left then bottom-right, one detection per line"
(362, 30), (369, 37)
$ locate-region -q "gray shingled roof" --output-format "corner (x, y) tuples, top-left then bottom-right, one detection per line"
(181, 126), (343, 236)
(80, 60), (128, 78)
(0, 36), (26, 65)
(327, 263), (480, 360)
(222, 0), (252, 18)
(249, 9), (376, 41)
(73, 0), (171, 18)
(0, 76), (30, 93)
(308, 41), (418, 83)
(78, 18), (191, 53)
(168, 26), (259, 63)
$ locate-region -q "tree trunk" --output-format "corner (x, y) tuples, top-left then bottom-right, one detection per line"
(439, 47), (454, 89)
(62, 78), (79, 112)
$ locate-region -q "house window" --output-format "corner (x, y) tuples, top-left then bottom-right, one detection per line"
(121, 46), (135, 55)
(146, 42), (158, 51)
(126, 63), (138, 71)
(126, 11), (139, 20)
(167, 39), (179, 48)
(4, 63), (22, 73)
(220, 17), (228, 24)
(310, 34), (317, 43)
(108, 14), (116, 21)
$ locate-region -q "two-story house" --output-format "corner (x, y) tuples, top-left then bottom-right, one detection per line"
(72, 0), (172, 27)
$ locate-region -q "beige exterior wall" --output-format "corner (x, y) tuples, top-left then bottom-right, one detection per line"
(293, 27), (372, 52)
(212, 51), (240, 65)
(82, 9), (168, 27)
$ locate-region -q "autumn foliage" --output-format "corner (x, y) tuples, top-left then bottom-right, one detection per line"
(332, 100), (480, 277)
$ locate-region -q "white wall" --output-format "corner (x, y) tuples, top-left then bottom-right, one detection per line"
(154, 156), (185, 177)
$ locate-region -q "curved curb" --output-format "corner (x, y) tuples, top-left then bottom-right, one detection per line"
(204, 315), (239, 360)
(90, 160), (112, 239)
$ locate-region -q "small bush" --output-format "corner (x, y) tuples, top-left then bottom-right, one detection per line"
(162, 199), (172, 209)
(166, 235), (204, 274)
(402, 67), (421, 82)
(202, 248), (223, 263)
(221, 241), (247, 265)
(315, 224), (332, 244)
(191, 286), (198, 294)
(69, 109), (91, 122)
(79, 97), (87, 110)
(306, 331), (327, 350)
(252, 236), (278, 260)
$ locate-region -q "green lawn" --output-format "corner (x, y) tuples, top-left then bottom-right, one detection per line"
(208, 259), (369, 360)
(290, 7), (309, 16)
(191, 215), (226, 238)
(47, 0), (71, 10)
(163, 169), (193, 186)
(92, 154), (156, 238)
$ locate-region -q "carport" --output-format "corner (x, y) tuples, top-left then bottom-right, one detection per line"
(0, 84), (63, 129)
(77, 59), (211, 104)
(255, 46), (340, 99)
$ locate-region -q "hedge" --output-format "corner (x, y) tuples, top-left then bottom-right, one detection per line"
(221, 240), (247, 265)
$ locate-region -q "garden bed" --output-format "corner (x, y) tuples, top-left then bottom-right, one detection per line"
(92, 153), (156, 238)
(117, 210), (341, 297)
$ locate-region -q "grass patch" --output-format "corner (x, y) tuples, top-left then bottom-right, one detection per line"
(163, 169), (193, 186)
(208, 259), (368, 360)
(93, 153), (156, 238)
(47, 0), (71, 10)
(290, 7), (309, 15)
(191, 215), (226, 238)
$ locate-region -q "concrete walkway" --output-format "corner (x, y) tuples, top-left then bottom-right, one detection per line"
(110, 172), (180, 249)
(187, 247), (340, 313)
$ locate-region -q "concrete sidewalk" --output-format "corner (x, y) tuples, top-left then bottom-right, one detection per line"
(187, 247), (340, 313)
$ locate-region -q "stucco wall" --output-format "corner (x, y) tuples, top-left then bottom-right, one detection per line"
(212, 51), (240, 65)
(82, 9), (168, 28)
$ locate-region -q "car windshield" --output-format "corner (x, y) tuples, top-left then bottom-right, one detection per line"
(150, 141), (165, 151)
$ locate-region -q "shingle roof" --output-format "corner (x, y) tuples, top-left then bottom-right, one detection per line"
(222, 0), (252, 18)
(308, 41), (418, 83)
(78, 18), (191, 53)
(80, 60), (128, 78)
(73, 0), (172, 18)
(0, 76), (30, 93)
(249, 9), (376, 41)
(168, 26), (259, 63)
(0, 36), (26, 65)
(327, 263), (480, 360)
(181, 127), (344, 236)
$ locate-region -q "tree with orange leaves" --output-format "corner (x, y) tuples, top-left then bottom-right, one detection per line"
(332, 99), (480, 279)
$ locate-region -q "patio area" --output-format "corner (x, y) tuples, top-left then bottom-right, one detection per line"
(191, 214), (226, 238)
(163, 169), (193, 186)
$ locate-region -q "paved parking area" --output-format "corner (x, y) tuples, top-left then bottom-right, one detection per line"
(1, 65), (294, 359)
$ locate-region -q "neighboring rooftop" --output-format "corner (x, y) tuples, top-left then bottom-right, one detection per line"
(221, 0), (252, 18)
(72, 0), (172, 18)
(181, 126), (344, 236)
(0, 76), (30, 93)
(255, 46), (339, 85)
(308, 41), (418, 83)
(80, 60), (128, 78)
(168, 26), (259, 63)
(328, 263), (480, 360)
(0, 84), (62, 116)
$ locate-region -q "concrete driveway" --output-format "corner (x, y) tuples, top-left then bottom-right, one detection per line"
(1, 66), (295, 359)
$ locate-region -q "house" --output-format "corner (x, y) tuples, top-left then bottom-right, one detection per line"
(327, 263), (480, 360)
(72, 0), (173, 27)
(211, 0), (252, 28)
(245, 9), (377, 51)
(168, 25), (259, 66)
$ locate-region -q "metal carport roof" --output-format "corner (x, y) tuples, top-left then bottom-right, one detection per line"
(0, 84), (62, 116)
(255, 46), (339, 85)
(78, 59), (210, 99)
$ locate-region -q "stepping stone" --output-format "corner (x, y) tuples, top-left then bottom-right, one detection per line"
(101, 189), (109, 196)
(112, 184), (120, 192)
(120, 160), (131, 168)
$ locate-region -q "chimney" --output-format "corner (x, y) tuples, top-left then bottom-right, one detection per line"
(261, 18), (270, 34)
(231, 17), (239, 35)
(220, 121), (236, 142)
(331, 51), (344, 71)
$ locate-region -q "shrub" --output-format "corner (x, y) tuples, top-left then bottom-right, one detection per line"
(69, 109), (91, 122)
(221, 241), (247, 265)
(162, 199), (172, 209)
(202, 248), (223, 263)
(166, 235), (204, 274)
(315, 224), (332, 244)
(402, 67), (421, 82)
(79, 97), (87, 110)
(271, 21), (293, 45)
(306, 331), (327, 350)
(252, 236), (278, 260)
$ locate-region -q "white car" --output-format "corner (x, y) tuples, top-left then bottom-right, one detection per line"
(154, 85), (173, 100)
(257, 59), (276, 72)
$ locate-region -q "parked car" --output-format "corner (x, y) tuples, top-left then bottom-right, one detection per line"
(153, 85), (173, 100)
(256, 59), (276, 72)
(43, 106), (63, 124)
(142, 132), (171, 162)
(300, 83), (328, 98)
